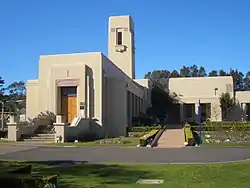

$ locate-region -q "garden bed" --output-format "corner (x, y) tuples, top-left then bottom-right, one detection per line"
(202, 130), (250, 144)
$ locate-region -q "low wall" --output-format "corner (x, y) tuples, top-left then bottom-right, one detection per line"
(8, 115), (37, 141)
(17, 124), (37, 140)
(65, 119), (92, 141)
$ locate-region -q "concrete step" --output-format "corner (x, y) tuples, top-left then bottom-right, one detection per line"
(21, 133), (55, 143)
(22, 139), (54, 143)
(22, 134), (55, 138)
(23, 137), (54, 140)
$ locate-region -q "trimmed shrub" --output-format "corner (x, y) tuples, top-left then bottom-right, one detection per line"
(127, 126), (162, 133)
(205, 121), (250, 127)
(0, 174), (57, 188)
(190, 121), (250, 131)
(139, 129), (159, 146)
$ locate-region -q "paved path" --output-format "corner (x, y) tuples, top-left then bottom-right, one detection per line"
(0, 145), (38, 155)
(1, 145), (250, 164)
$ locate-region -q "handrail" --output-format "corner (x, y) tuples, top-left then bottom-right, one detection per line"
(69, 117), (81, 127)
(150, 126), (167, 147)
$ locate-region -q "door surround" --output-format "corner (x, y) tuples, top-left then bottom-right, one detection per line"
(60, 86), (77, 123)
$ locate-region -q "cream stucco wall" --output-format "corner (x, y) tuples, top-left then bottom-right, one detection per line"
(26, 80), (39, 119)
(227, 91), (250, 121)
(108, 15), (135, 79)
(26, 52), (151, 137)
(135, 79), (152, 112)
(102, 55), (151, 134)
(28, 52), (103, 125)
(26, 15), (152, 138)
(169, 76), (234, 100)
(236, 91), (250, 103)
(169, 76), (234, 122)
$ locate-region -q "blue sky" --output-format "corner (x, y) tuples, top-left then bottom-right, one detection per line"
(1, 0), (250, 86)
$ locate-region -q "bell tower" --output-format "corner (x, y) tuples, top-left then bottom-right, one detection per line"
(108, 15), (135, 79)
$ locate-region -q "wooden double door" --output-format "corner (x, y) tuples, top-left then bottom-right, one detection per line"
(61, 87), (77, 123)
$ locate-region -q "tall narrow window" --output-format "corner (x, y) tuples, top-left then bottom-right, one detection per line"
(117, 31), (123, 45)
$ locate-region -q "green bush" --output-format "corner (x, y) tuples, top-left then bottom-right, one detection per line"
(127, 126), (162, 133)
(205, 121), (250, 127)
(139, 129), (159, 146)
(189, 121), (250, 131)
(0, 174), (57, 188)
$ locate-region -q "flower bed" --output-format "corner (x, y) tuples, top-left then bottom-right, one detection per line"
(202, 130), (250, 144)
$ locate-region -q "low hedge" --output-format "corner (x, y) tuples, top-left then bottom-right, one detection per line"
(188, 121), (250, 131)
(139, 129), (159, 146)
(0, 174), (57, 188)
(191, 125), (250, 131)
(127, 126), (162, 133)
(189, 121), (250, 127)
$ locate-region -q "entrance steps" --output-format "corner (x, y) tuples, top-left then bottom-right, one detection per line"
(157, 128), (185, 148)
(21, 133), (55, 143)
(20, 125), (55, 143)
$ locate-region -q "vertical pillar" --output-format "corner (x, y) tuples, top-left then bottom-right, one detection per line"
(138, 98), (141, 115)
(211, 102), (222, 121)
(129, 92), (133, 126)
(141, 98), (144, 114)
(242, 103), (246, 121)
(195, 102), (199, 122)
(86, 75), (90, 118)
(180, 103), (184, 123)
(53, 115), (66, 143)
(7, 115), (17, 142)
(137, 97), (141, 116)
(135, 95), (138, 117)
(131, 93), (134, 118)
(78, 67), (86, 118)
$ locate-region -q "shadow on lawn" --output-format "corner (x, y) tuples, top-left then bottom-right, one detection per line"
(24, 160), (156, 188)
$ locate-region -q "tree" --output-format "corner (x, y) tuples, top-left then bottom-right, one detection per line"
(179, 65), (206, 77)
(198, 66), (207, 77)
(148, 81), (179, 124)
(0, 77), (5, 100)
(243, 71), (250, 91)
(229, 69), (244, 91)
(189, 64), (199, 77)
(170, 70), (180, 78)
(219, 92), (234, 120)
(179, 66), (190, 77)
(208, 70), (218, 77)
(218, 69), (228, 76)
(5, 81), (26, 112)
(145, 66), (249, 92)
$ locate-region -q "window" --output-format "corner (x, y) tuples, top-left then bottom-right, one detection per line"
(117, 31), (123, 45)
(186, 104), (193, 118)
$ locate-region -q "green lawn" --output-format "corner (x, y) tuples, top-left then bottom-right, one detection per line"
(1, 161), (250, 187)
(50, 136), (140, 147)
